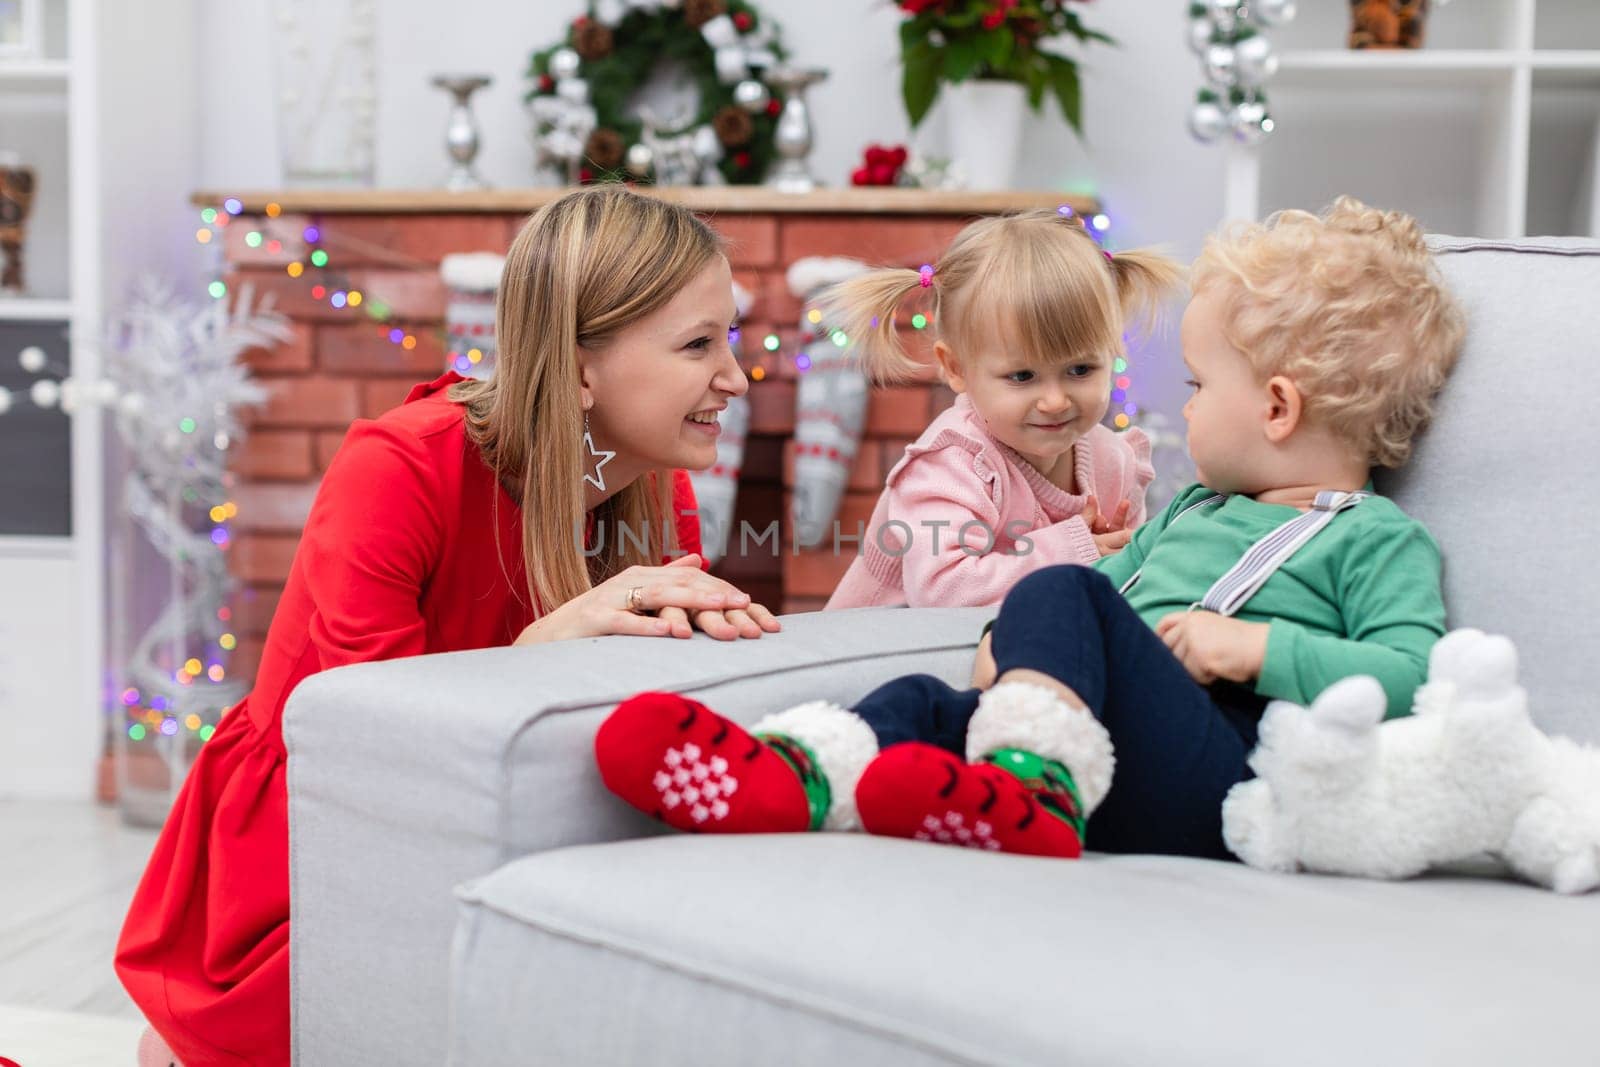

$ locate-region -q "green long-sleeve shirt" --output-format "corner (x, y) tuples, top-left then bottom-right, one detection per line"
(1091, 483), (1445, 719)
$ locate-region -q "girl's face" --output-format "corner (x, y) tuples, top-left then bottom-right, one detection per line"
(580, 255), (746, 486)
(938, 332), (1113, 482)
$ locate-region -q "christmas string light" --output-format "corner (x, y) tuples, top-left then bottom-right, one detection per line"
(191, 199), (429, 357)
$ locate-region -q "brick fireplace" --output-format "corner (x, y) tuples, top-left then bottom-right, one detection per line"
(202, 187), (1092, 682)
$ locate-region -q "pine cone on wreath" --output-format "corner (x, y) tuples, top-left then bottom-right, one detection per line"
(684, 0), (727, 30)
(584, 128), (627, 171)
(574, 21), (615, 60)
(713, 106), (755, 148)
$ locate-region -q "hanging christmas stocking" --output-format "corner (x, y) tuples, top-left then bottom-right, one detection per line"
(440, 252), (505, 379)
(787, 256), (872, 548)
(687, 281), (754, 564)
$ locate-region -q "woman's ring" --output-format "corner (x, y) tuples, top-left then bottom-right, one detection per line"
(626, 586), (646, 613)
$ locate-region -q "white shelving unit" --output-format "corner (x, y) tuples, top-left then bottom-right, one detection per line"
(0, 0), (104, 798)
(0, 296), (72, 320)
(1223, 0), (1600, 239)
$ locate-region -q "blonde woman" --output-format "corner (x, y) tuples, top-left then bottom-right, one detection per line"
(116, 186), (778, 1067)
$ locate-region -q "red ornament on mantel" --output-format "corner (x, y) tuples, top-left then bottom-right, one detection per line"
(733, 11), (754, 31)
(850, 144), (909, 187)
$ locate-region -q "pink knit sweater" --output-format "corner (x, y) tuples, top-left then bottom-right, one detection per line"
(825, 394), (1154, 610)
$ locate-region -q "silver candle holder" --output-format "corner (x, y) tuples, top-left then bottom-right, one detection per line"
(432, 74), (493, 191)
(765, 66), (829, 195)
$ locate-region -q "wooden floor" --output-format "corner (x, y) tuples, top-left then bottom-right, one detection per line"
(0, 799), (158, 1019)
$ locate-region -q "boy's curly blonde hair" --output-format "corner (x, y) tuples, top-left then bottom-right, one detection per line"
(1193, 196), (1466, 467)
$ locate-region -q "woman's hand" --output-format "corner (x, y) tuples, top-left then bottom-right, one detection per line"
(652, 556), (781, 640)
(513, 554), (776, 644)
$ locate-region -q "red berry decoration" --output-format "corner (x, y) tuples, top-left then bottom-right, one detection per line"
(578, 167), (595, 183)
(538, 74), (555, 93)
(734, 151), (753, 169)
(733, 11), (754, 31)
(766, 99), (782, 117)
(852, 143), (909, 186)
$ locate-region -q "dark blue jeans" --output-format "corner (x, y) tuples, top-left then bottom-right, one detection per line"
(850, 565), (1260, 859)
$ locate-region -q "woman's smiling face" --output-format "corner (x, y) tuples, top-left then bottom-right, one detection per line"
(580, 254), (748, 480)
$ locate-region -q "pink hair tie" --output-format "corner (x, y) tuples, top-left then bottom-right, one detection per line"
(1103, 250), (1115, 264)
(918, 264), (934, 289)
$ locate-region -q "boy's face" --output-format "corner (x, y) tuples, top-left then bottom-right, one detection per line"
(1179, 289), (1271, 494)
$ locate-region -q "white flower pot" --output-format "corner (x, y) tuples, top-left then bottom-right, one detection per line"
(943, 79), (1027, 191)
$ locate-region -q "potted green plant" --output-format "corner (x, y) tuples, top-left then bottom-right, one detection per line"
(896, 0), (1112, 189)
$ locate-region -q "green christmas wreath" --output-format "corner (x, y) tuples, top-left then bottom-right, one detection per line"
(528, 0), (789, 185)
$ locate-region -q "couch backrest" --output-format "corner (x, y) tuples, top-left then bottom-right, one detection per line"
(1376, 236), (1600, 742)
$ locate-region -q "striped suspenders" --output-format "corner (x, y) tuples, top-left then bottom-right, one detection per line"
(1120, 491), (1368, 617)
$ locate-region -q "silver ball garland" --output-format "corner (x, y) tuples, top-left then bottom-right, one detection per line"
(1251, 0), (1297, 28)
(1186, 0), (1293, 145)
(1188, 98), (1230, 143)
(1233, 33), (1278, 89)
(1203, 44), (1238, 89)
(1230, 100), (1273, 146)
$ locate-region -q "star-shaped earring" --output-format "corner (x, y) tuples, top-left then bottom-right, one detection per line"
(582, 411), (615, 492)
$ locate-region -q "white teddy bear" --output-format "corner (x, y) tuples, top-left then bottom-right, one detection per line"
(1222, 628), (1600, 894)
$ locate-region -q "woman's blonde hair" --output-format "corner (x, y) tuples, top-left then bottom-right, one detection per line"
(818, 209), (1184, 384)
(450, 185), (724, 615)
(1193, 196), (1465, 467)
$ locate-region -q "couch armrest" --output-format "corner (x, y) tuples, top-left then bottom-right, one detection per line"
(285, 605), (988, 1067)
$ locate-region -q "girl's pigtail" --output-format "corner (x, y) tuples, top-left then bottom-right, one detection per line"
(814, 267), (929, 384)
(1108, 248), (1187, 336)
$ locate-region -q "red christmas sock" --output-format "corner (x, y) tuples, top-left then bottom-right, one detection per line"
(855, 742), (1085, 858)
(594, 692), (814, 834)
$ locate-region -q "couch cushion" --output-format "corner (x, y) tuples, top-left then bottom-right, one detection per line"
(451, 834), (1599, 1067)
(1381, 237), (1600, 743)
(287, 606), (989, 1067)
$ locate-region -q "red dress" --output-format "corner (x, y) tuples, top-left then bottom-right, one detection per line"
(115, 374), (702, 1065)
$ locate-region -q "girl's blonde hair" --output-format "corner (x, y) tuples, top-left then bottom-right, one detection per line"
(1193, 196), (1465, 467)
(449, 185), (724, 615)
(819, 209), (1184, 384)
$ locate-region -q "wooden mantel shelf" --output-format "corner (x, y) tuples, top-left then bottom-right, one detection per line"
(191, 186), (1097, 216)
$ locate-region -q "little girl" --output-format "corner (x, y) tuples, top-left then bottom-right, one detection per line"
(596, 197), (1464, 860)
(823, 208), (1184, 609)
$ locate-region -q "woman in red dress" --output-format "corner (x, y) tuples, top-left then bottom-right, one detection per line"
(115, 186), (778, 1066)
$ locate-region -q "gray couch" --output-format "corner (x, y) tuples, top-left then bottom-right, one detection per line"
(285, 236), (1600, 1066)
